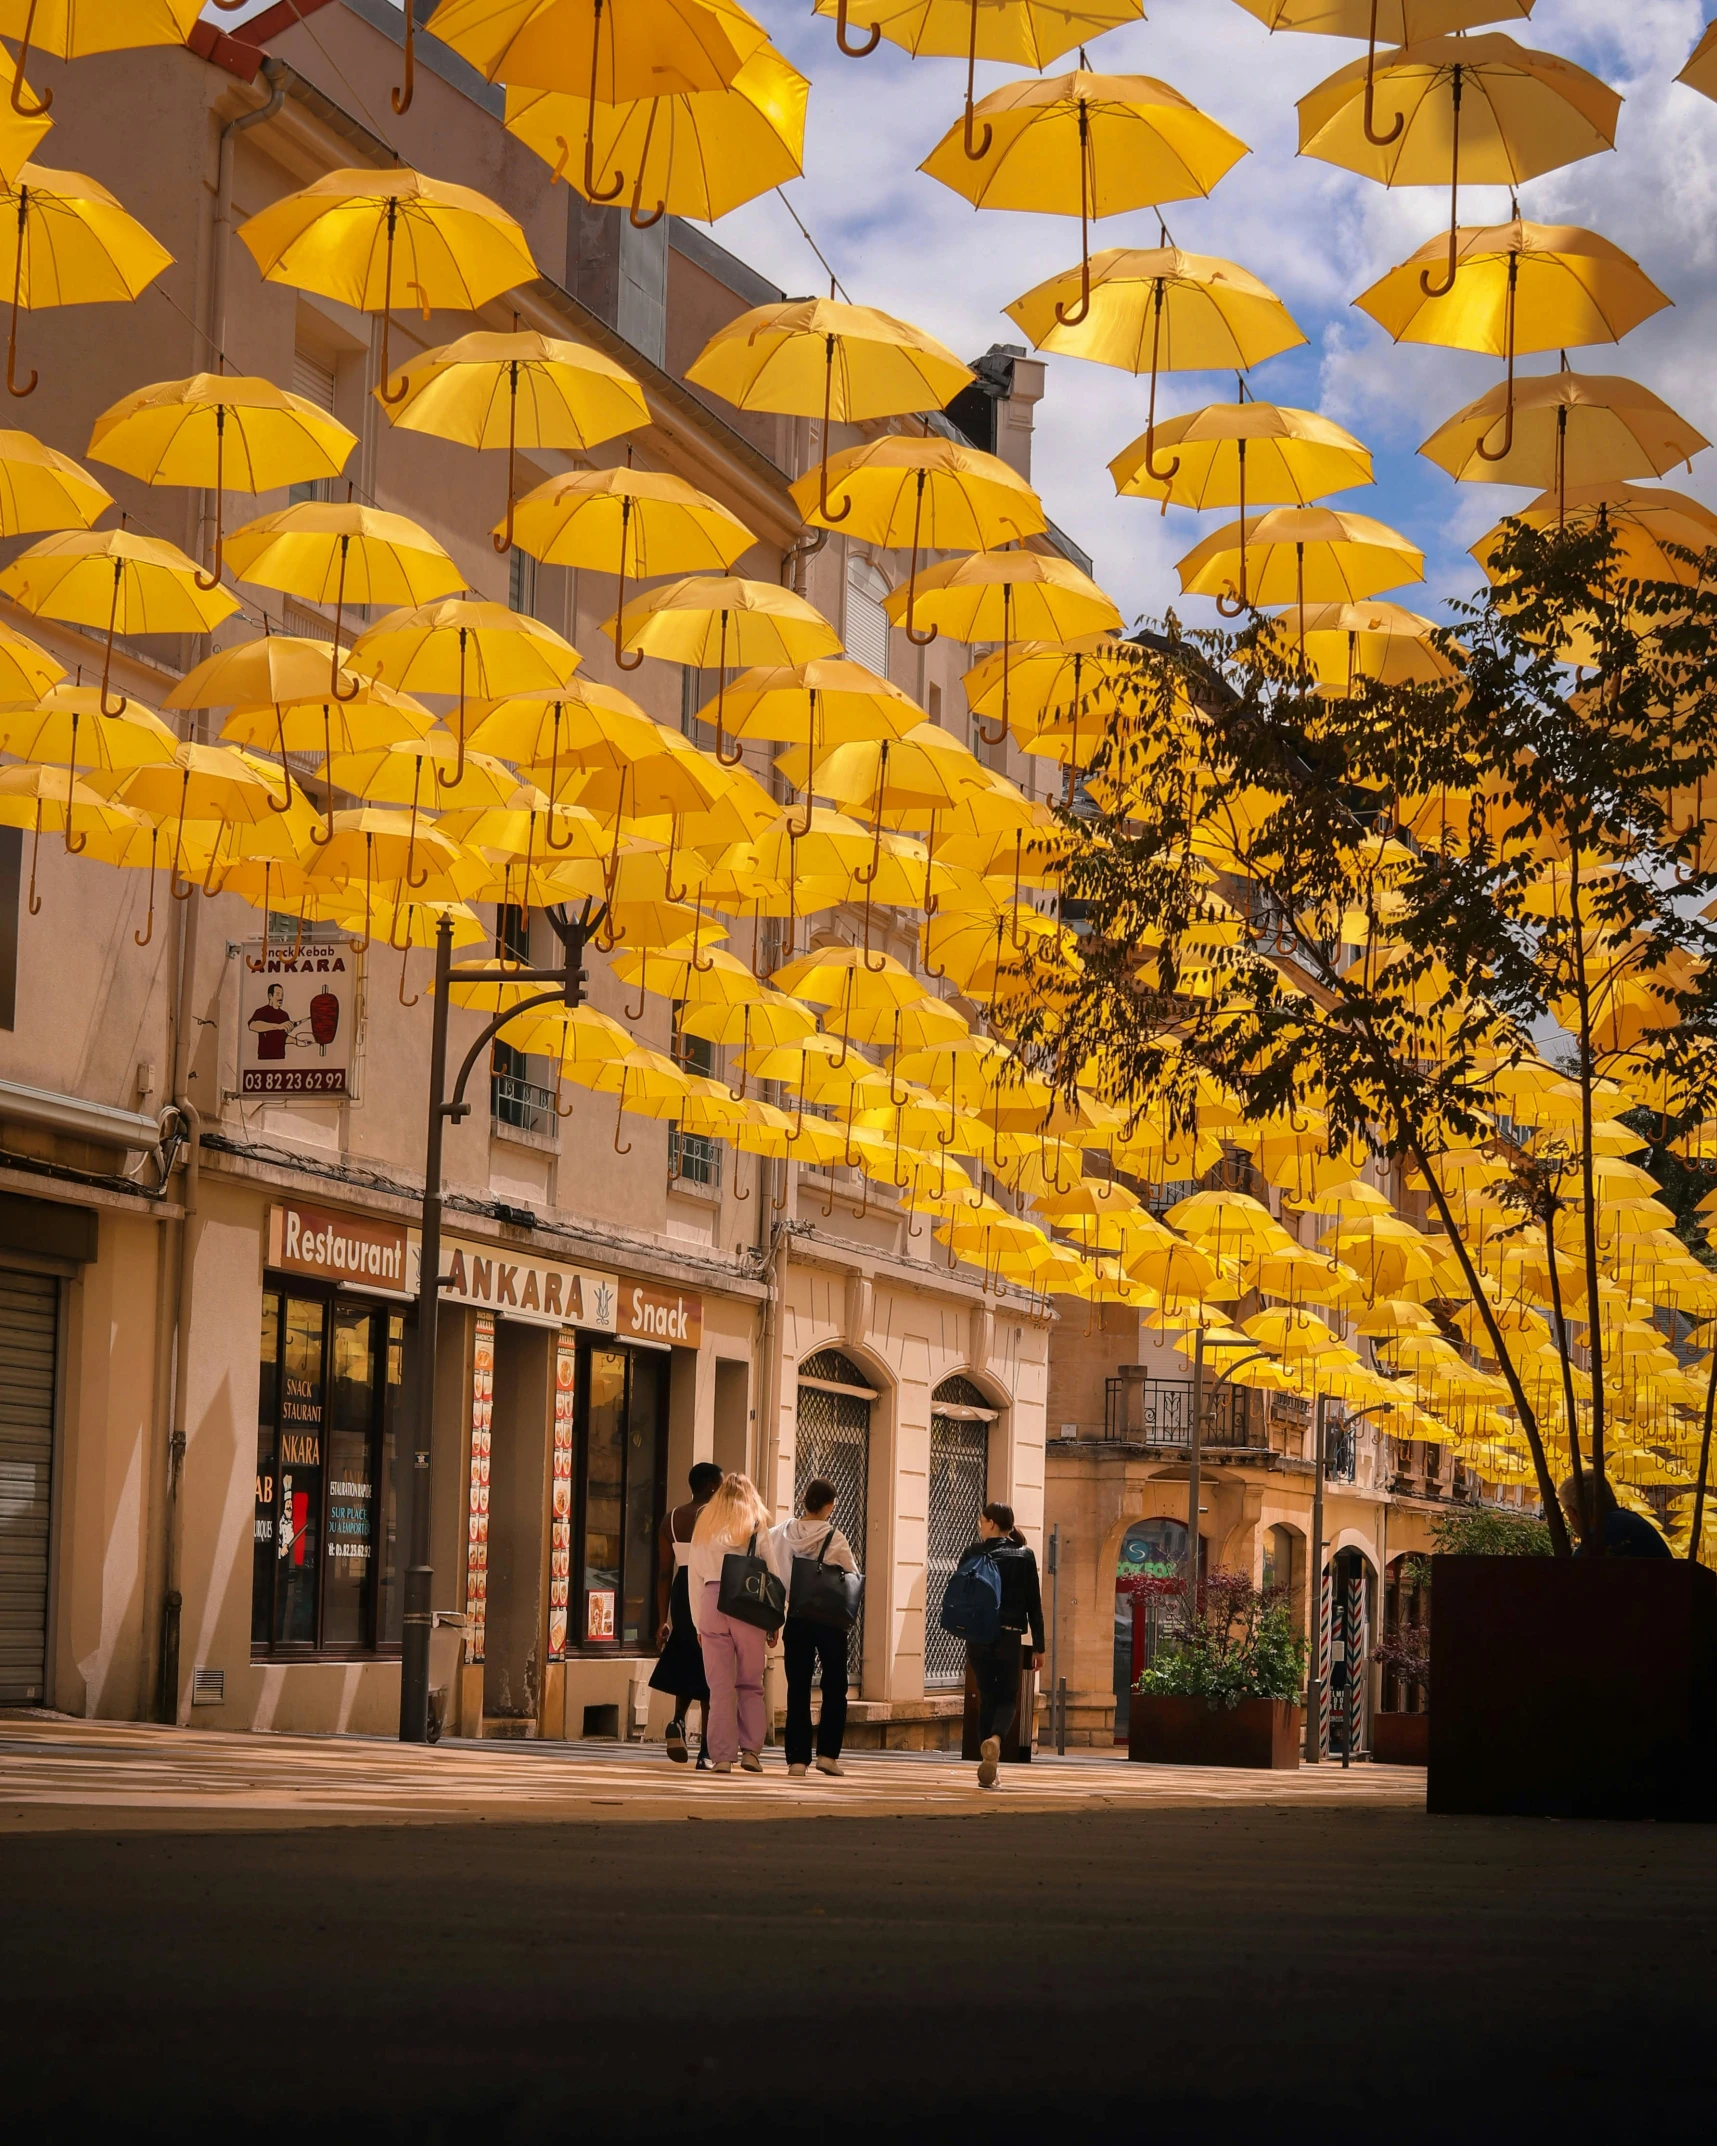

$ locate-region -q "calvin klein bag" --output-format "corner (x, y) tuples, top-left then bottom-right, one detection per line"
(717, 1531), (787, 1633)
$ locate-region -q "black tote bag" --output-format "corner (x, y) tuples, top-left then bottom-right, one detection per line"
(788, 1527), (864, 1633)
(717, 1531), (787, 1633)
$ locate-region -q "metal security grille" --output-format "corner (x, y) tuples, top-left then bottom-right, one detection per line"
(795, 1351), (870, 1683)
(0, 1269), (57, 1704)
(924, 1392), (989, 1688)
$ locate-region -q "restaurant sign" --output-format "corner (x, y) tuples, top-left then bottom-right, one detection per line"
(621, 1278), (703, 1350)
(267, 1201), (413, 1300)
(434, 1235), (619, 1333)
(239, 938), (360, 1100)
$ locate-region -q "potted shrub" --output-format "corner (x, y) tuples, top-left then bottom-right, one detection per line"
(1129, 1570), (1306, 1769)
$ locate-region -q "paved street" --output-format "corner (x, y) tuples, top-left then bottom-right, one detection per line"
(4, 1718), (1715, 2144)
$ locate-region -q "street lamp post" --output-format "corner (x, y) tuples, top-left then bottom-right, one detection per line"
(399, 902), (603, 1745)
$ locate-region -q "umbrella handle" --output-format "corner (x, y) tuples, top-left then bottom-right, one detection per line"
(398, 941), (420, 1008)
(612, 1077), (632, 1156)
(905, 478), (937, 645)
(196, 410), (227, 591)
(392, 0), (416, 115)
(266, 705), (294, 814)
(1361, 0), (1403, 148)
(975, 594), (1009, 745)
(10, 2), (50, 117)
(629, 188), (666, 232)
(834, 0), (882, 57)
(26, 801), (41, 915)
(99, 563), (129, 717)
(961, 0), (992, 160)
(7, 189), (36, 399)
(713, 612), (744, 766)
(1418, 67), (1463, 299)
(613, 503), (645, 668)
(817, 342), (851, 523)
(435, 630), (469, 789)
(380, 208), (411, 405)
(491, 364), (519, 555)
(1053, 113), (1093, 328)
(133, 836), (159, 949)
(331, 540), (362, 698)
(1475, 254), (1519, 464)
(544, 708), (578, 849)
(584, 0), (626, 204)
(1140, 297), (1180, 484)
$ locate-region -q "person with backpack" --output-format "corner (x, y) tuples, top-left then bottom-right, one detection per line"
(946, 1502), (1045, 1790)
(769, 1478), (861, 1779)
(687, 1472), (779, 1774)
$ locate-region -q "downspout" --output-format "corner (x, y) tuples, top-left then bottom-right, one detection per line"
(781, 527), (827, 596)
(157, 1098), (200, 1725)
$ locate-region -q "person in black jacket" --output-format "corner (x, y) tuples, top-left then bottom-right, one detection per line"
(1558, 1474), (1673, 1558)
(956, 1501), (1045, 1790)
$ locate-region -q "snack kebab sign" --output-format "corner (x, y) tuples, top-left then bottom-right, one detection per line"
(267, 1200), (703, 1345)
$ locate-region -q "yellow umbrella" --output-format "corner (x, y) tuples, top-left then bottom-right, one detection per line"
(814, 0), (1144, 160)
(1299, 35), (1620, 302)
(0, 51), (50, 179)
(0, 761), (143, 905)
(0, 161), (172, 398)
(1177, 506), (1423, 621)
(1354, 220), (1671, 464)
(1238, 4), (1537, 130)
(469, 680), (658, 807)
(703, 657), (922, 819)
(87, 373), (358, 588)
(1258, 600), (1456, 693)
(1419, 362), (1708, 507)
(964, 639), (1125, 769)
(349, 598), (582, 786)
(791, 434), (1043, 646)
(923, 70), (1246, 324)
(1679, 19), (1717, 106)
(0, 681), (174, 781)
(685, 294), (973, 521)
(170, 633), (383, 716)
(0, 526), (236, 714)
(504, 40), (807, 224)
(793, 719), (993, 824)
(238, 167), (538, 410)
(0, 2), (202, 111)
(510, 464), (754, 663)
(224, 501), (463, 697)
(1006, 245), (1304, 488)
(426, 0), (767, 97)
(0, 424), (109, 531)
(605, 574), (840, 744)
(1469, 481), (1717, 592)
(375, 327), (648, 551)
(0, 614), (60, 701)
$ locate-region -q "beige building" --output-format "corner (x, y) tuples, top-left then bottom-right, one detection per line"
(0, 4), (1073, 1745)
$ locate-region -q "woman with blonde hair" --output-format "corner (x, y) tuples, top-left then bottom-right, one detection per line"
(687, 1472), (778, 1773)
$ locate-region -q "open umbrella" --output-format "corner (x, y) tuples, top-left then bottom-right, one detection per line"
(238, 168), (538, 412)
(0, 50), (49, 174)
(685, 295), (973, 521)
(603, 575), (840, 750)
(1007, 245), (1304, 485)
(504, 40), (807, 226)
(510, 464), (755, 663)
(1, 525), (236, 713)
(1679, 19), (1717, 106)
(1261, 600), (1456, 691)
(923, 68), (1247, 325)
(87, 373), (358, 588)
(700, 658), (922, 825)
(0, 0), (204, 113)
(1177, 508), (1424, 646)
(0, 424), (109, 530)
(963, 639), (1125, 772)
(0, 161), (171, 398)
(376, 328), (648, 552)
(0, 761), (143, 908)
(1469, 481), (1717, 590)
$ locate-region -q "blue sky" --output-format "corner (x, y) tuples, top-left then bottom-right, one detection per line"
(211, 2), (1717, 634)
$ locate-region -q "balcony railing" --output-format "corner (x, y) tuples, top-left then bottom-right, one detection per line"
(1100, 1372), (1268, 1451)
(491, 1071), (558, 1138)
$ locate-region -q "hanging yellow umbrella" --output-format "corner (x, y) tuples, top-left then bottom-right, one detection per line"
(963, 639), (1126, 769)
(923, 70), (1247, 324)
(814, 0), (1144, 160)
(0, 526), (236, 714)
(1678, 19), (1717, 105)
(224, 501), (464, 697)
(238, 168), (538, 409)
(1299, 35), (1620, 302)
(685, 295), (974, 520)
(427, 0), (767, 97)
(701, 657), (922, 820)
(1418, 362), (1707, 508)
(0, 680), (173, 775)
(510, 464), (755, 661)
(0, 161), (172, 398)
(1260, 600), (1456, 690)
(170, 633), (384, 717)
(0, 424), (109, 531)
(1238, 3), (1537, 142)
(1469, 482), (1717, 591)
(505, 40), (808, 224)
(0, 49), (50, 175)
(1177, 506), (1423, 619)
(86, 373), (358, 588)
(792, 719), (993, 825)
(604, 574), (840, 745)
(1007, 245), (1304, 488)
(0, 761), (143, 905)
(0, 613), (60, 701)
(1354, 220), (1671, 464)
(377, 328), (648, 551)
(0, 1), (203, 113)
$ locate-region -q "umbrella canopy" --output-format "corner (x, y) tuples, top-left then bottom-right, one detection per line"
(0, 425), (110, 532)
(238, 167), (538, 402)
(427, 0), (768, 96)
(0, 0), (202, 78)
(0, 615), (61, 701)
(377, 327), (648, 550)
(504, 41), (807, 222)
(0, 682), (174, 773)
(1469, 481), (1717, 591)
(0, 55), (49, 183)
(170, 633), (384, 715)
(883, 549), (1121, 671)
(792, 720), (994, 821)
(87, 373), (358, 586)
(703, 658), (923, 810)
(1261, 601), (1458, 690)
(964, 639), (1127, 767)
(1418, 364), (1708, 499)
(1679, 19), (1717, 105)
(0, 526), (236, 713)
(1176, 506), (1424, 611)
(606, 575), (839, 749)
(1111, 398), (1372, 510)
(0, 160), (172, 398)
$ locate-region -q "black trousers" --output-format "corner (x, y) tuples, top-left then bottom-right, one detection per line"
(783, 1617), (848, 1765)
(969, 1633), (1023, 1747)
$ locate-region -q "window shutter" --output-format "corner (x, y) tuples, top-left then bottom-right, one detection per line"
(844, 559), (891, 679)
(291, 349), (336, 413)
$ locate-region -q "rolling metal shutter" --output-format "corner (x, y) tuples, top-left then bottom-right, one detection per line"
(0, 1268), (57, 1704)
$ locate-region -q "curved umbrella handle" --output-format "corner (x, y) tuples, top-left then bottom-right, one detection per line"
(1361, 0), (1403, 148)
(1140, 286), (1180, 484)
(1418, 68), (1463, 300)
(613, 1085), (632, 1156)
(434, 630), (470, 790)
(398, 941), (420, 1008)
(817, 339), (851, 523)
(835, 0), (882, 57)
(613, 503), (646, 669)
(491, 362), (519, 556)
(379, 206), (412, 405)
(1475, 252), (1520, 465)
(392, 0), (416, 115)
(195, 408), (227, 591)
(629, 191), (666, 232)
(265, 705), (295, 814)
(99, 561), (128, 717)
(584, 0), (626, 204)
(133, 836), (160, 948)
(961, 0), (992, 160)
(7, 188), (35, 398)
(904, 476), (937, 646)
(1053, 109), (1093, 328)
(10, 2), (49, 118)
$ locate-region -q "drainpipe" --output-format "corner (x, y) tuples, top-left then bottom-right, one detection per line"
(781, 527), (827, 596)
(157, 1098), (200, 1725)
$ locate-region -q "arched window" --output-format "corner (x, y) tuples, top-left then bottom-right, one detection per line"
(796, 1350), (875, 1681)
(844, 554), (891, 679)
(1114, 1517), (1189, 1738)
(924, 1375), (997, 1687)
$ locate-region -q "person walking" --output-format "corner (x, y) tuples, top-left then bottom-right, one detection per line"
(651, 1461), (721, 1766)
(770, 1477), (860, 1779)
(956, 1502), (1045, 1791)
(687, 1472), (778, 1775)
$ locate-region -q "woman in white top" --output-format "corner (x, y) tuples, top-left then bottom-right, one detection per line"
(769, 1478), (860, 1779)
(688, 1472), (777, 1774)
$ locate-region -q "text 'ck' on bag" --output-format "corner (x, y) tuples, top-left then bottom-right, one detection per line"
(718, 1531), (787, 1633)
(788, 1527), (864, 1633)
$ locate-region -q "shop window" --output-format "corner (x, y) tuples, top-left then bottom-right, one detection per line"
(253, 1287), (407, 1656)
(575, 1341), (667, 1650)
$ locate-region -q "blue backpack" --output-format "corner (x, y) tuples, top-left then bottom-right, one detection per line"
(939, 1551), (1003, 1644)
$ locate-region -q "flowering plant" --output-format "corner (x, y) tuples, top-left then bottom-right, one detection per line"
(1135, 1568), (1307, 1711)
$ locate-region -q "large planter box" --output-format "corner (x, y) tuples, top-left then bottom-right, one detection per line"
(1428, 1554), (1717, 1822)
(1128, 1694), (1302, 1769)
(1372, 1711), (1429, 1766)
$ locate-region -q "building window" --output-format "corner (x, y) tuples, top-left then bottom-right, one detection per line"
(668, 1000), (721, 1188)
(509, 544), (538, 618)
(289, 345), (337, 506)
(796, 1349), (873, 1682)
(844, 555), (891, 679)
(1113, 1516), (1190, 1736)
(490, 904), (556, 1133)
(575, 1340), (667, 1650)
(925, 1376), (992, 1688)
(253, 1287), (407, 1656)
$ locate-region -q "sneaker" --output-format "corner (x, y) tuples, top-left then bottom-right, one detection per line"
(814, 1756), (845, 1777)
(710, 1761), (732, 1774)
(739, 1750), (763, 1773)
(977, 1736), (1000, 1789)
(665, 1718), (688, 1764)
(788, 1762), (808, 1778)
(977, 1776), (1002, 1792)
(695, 1752), (710, 1771)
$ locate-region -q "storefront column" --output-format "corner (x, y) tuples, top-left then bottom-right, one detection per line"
(481, 1321), (554, 1733)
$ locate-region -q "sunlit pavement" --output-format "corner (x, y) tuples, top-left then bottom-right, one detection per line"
(0, 1710), (1422, 1830)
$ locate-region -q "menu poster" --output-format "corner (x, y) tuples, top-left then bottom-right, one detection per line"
(463, 1313), (494, 1665)
(586, 1589), (615, 1642)
(548, 1334), (576, 1660)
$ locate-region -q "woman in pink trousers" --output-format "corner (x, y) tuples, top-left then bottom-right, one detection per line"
(687, 1473), (778, 1773)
